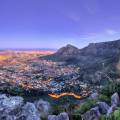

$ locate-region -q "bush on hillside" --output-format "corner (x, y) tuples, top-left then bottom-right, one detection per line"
(98, 94), (110, 103)
(100, 81), (120, 97)
(74, 100), (96, 115)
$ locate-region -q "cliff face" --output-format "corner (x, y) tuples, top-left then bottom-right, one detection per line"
(43, 40), (120, 84)
(80, 40), (120, 57)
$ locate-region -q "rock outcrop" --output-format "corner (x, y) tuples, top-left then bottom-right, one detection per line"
(82, 92), (120, 120)
(0, 94), (51, 120)
(96, 102), (110, 114)
(0, 94), (24, 119)
(48, 112), (69, 120)
(107, 104), (117, 115)
(34, 99), (51, 118)
(82, 107), (101, 120)
(107, 92), (120, 115)
(111, 92), (120, 106)
(20, 102), (40, 120)
(89, 92), (98, 100)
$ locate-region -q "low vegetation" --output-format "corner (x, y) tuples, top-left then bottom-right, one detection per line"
(98, 94), (110, 103)
(74, 100), (96, 115)
(100, 107), (120, 120)
(100, 81), (120, 97)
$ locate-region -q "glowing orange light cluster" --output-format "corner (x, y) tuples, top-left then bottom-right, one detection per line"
(48, 92), (82, 99)
(0, 55), (10, 61)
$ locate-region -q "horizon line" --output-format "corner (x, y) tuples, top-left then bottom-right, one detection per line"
(0, 48), (57, 51)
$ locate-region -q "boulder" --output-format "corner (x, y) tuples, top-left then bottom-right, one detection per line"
(35, 99), (51, 114)
(0, 95), (24, 119)
(48, 112), (69, 120)
(89, 92), (98, 100)
(96, 102), (110, 114)
(107, 104), (117, 115)
(48, 115), (57, 120)
(0, 94), (8, 100)
(4, 115), (16, 120)
(21, 102), (40, 120)
(111, 92), (120, 106)
(82, 107), (101, 120)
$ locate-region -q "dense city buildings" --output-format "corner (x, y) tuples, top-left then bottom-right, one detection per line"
(0, 50), (88, 96)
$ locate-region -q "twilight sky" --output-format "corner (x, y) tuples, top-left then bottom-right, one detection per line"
(0, 0), (120, 49)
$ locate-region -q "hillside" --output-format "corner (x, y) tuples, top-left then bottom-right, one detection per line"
(42, 40), (120, 84)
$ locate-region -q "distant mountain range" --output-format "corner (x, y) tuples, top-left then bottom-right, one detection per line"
(43, 39), (120, 84)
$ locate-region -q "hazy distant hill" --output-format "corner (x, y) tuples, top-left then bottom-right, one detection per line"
(42, 39), (120, 84)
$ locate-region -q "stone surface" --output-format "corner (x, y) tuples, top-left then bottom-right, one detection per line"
(107, 104), (117, 115)
(21, 102), (40, 120)
(48, 112), (69, 120)
(35, 99), (51, 114)
(89, 92), (98, 100)
(0, 94), (54, 120)
(0, 95), (24, 119)
(82, 107), (101, 120)
(0, 94), (8, 100)
(1, 96), (23, 110)
(111, 92), (120, 106)
(97, 102), (110, 114)
(0, 94), (23, 120)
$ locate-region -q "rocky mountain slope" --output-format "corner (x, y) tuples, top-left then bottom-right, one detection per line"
(43, 39), (120, 84)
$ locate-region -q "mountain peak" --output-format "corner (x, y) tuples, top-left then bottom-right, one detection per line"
(66, 44), (76, 48)
(56, 44), (79, 55)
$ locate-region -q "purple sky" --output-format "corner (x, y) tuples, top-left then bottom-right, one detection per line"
(0, 0), (120, 49)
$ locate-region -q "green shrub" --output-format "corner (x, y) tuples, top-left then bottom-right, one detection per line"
(98, 94), (110, 103)
(100, 81), (120, 97)
(113, 108), (120, 120)
(100, 107), (120, 120)
(74, 100), (96, 115)
(100, 115), (114, 120)
(71, 114), (81, 120)
(51, 105), (64, 115)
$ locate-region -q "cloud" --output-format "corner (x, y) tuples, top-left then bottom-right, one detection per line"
(105, 29), (118, 35)
(67, 12), (81, 22)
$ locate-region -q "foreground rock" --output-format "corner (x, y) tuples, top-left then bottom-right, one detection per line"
(111, 92), (120, 106)
(96, 102), (110, 114)
(0, 94), (8, 100)
(35, 99), (51, 118)
(48, 112), (69, 120)
(20, 102), (40, 120)
(0, 95), (23, 113)
(82, 107), (101, 120)
(0, 94), (52, 120)
(107, 92), (120, 115)
(107, 104), (117, 115)
(89, 92), (98, 100)
(82, 92), (120, 120)
(0, 94), (24, 119)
